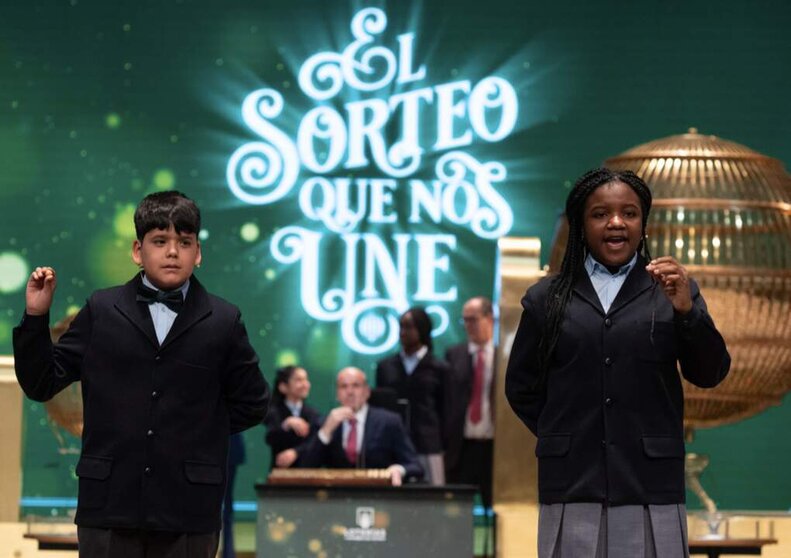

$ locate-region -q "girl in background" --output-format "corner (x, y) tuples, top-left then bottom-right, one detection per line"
(264, 365), (322, 468)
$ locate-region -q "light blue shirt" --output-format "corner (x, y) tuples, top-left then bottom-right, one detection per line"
(141, 274), (190, 344)
(400, 345), (428, 375)
(584, 253), (637, 313)
(285, 401), (303, 417)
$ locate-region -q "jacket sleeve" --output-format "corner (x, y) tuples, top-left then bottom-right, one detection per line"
(223, 313), (271, 433)
(264, 404), (290, 451)
(674, 279), (731, 388)
(387, 415), (424, 480)
(374, 360), (386, 387)
(295, 429), (331, 468)
(504, 289), (545, 436)
(13, 305), (89, 402)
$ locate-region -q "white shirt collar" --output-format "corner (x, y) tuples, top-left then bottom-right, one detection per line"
(468, 338), (494, 355)
(584, 252), (637, 278)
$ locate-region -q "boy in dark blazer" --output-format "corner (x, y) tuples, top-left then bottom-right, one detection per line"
(13, 191), (270, 557)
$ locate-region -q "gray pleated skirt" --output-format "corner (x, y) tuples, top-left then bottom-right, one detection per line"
(538, 503), (689, 558)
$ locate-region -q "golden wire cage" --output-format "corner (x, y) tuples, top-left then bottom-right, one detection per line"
(606, 129), (791, 428)
(550, 129), (791, 428)
(45, 313), (83, 445)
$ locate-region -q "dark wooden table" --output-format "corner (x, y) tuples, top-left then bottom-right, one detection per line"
(23, 533), (78, 551)
(689, 538), (777, 557)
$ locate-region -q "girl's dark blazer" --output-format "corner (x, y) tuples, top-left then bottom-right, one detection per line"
(264, 399), (322, 469)
(13, 274), (270, 533)
(505, 257), (730, 506)
(375, 352), (449, 454)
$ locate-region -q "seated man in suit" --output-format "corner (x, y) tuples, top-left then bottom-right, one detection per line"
(300, 367), (423, 486)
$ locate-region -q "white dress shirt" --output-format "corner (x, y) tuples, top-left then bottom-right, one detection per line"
(464, 339), (495, 439)
(141, 274), (189, 344)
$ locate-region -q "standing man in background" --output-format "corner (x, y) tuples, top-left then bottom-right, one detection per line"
(444, 296), (496, 509)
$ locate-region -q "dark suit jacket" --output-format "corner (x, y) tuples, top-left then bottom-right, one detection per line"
(299, 406), (423, 479)
(264, 399), (322, 469)
(505, 258), (730, 506)
(375, 352), (447, 454)
(443, 342), (496, 473)
(13, 274), (270, 533)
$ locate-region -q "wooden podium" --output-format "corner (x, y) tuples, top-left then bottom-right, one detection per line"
(266, 468), (392, 486)
(256, 470), (476, 558)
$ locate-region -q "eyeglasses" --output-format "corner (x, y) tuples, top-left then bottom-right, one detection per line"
(459, 315), (495, 325)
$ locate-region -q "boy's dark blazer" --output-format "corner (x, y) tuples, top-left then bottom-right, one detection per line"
(375, 352), (447, 454)
(13, 273), (270, 533)
(264, 399), (322, 469)
(298, 406), (423, 479)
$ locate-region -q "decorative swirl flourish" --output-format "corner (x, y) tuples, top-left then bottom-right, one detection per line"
(436, 151), (513, 239)
(270, 226), (310, 264)
(271, 226), (351, 321)
(297, 8), (396, 100)
(226, 89), (299, 205)
(341, 298), (407, 355)
(425, 305), (450, 339)
(298, 52), (345, 101)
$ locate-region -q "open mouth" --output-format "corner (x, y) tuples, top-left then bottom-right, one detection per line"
(604, 236), (628, 249)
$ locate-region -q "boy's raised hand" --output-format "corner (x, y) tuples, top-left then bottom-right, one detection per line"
(26, 266), (57, 316)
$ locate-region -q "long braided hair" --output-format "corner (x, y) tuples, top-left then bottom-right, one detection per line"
(536, 168), (653, 386)
(404, 306), (434, 353)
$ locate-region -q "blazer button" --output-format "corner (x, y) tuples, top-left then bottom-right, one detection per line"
(155, 355), (161, 361)
(144, 466), (152, 475)
(151, 391), (159, 399)
(146, 429), (154, 437)
(604, 357), (612, 366)
(605, 397), (613, 406)
(601, 440), (607, 448)
(604, 318), (612, 327)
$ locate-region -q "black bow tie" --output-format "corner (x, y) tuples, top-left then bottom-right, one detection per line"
(136, 284), (184, 313)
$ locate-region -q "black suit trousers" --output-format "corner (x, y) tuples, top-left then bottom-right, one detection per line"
(77, 527), (219, 558)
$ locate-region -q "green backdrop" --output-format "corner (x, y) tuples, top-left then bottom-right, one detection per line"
(1, 0), (789, 518)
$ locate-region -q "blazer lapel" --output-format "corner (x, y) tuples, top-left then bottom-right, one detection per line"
(114, 274), (159, 348)
(607, 256), (653, 316)
(572, 271), (606, 316)
(159, 276), (212, 350)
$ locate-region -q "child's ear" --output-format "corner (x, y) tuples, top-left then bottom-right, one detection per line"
(195, 241), (202, 268)
(131, 239), (143, 266)
(277, 383), (288, 396)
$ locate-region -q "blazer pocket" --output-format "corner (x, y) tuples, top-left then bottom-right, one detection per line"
(642, 436), (684, 459)
(535, 434), (571, 458)
(641, 436), (685, 494)
(76, 454), (113, 509)
(636, 322), (677, 363)
(535, 434), (572, 491)
(184, 460), (223, 485)
(182, 461), (224, 519)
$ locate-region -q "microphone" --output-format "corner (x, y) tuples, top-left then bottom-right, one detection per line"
(359, 431), (366, 469)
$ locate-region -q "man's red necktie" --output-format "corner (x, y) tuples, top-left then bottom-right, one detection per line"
(345, 418), (358, 464)
(469, 349), (485, 424)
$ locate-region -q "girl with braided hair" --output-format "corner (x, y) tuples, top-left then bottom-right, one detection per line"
(506, 168), (730, 557)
